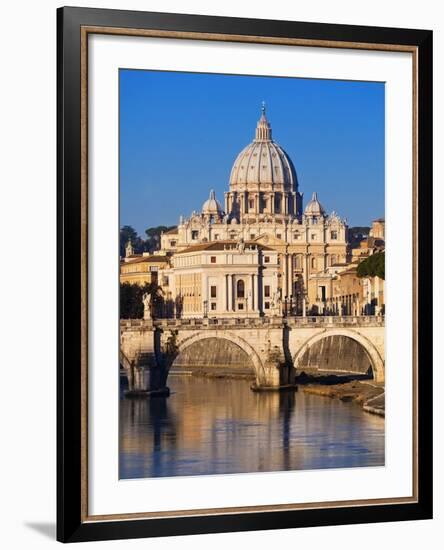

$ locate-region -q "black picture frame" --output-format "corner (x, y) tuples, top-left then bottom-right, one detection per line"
(57, 6), (433, 543)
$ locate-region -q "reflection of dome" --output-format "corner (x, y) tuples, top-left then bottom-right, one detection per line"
(304, 192), (325, 216)
(202, 190), (223, 216)
(229, 106), (298, 191)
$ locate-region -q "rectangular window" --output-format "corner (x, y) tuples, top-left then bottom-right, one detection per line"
(264, 302), (270, 310)
(311, 233), (316, 240)
(211, 302), (217, 311)
(191, 230), (198, 240)
(170, 240), (176, 247)
(264, 256), (270, 263)
(331, 230), (338, 240)
(238, 303), (244, 310)
(210, 256), (216, 263)
(264, 285), (270, 298)
(210, 285), (217, 298)
(250, 234), (255, 239)
(214, 234), (219, 240)
(276, 234), (282, 240)
(294, 233), (301, 240)
(249, 199), (255, 209)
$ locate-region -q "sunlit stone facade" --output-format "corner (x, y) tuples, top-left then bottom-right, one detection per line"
(158, 106), (349, 317)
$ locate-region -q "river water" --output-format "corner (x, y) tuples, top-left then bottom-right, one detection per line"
(119, 375), (384, 479)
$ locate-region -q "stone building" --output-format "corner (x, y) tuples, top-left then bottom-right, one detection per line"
(122, 105), (385, 318)
(157, 106), (348, 316)
(163, 240), (280, 318)
(370, 218), (385, 241)
(120, 241), (170, 286)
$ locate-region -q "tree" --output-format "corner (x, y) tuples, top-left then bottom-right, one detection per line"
(357, 251), (385, 280)
(120, 281), (164, 319)
(348, 226), (370, 245)
(144, 225), (177, 253)
(119, 225), (148, 257)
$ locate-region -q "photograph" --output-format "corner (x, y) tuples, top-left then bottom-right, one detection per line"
(118, 70), (386, 480)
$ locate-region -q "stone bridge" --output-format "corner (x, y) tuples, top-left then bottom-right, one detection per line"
(120, 316), (385, 394)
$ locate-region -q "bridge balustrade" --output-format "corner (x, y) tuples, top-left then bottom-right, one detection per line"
(120, 315), (384, 330)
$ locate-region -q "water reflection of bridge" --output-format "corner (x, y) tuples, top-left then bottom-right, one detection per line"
(119, 376), (385, 479)
(120, 316), (385, 394)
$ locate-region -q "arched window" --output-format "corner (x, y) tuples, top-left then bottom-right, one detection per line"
(294, 254), (302, 269)
(311, 257), (317, 269)
(237, 279), (245, 298)
(331, 254), (337, 266)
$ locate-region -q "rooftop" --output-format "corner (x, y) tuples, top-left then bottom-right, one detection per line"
(176, 240), (274, 254)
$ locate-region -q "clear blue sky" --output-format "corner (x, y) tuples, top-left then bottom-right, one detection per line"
(120, 69), (384, 236)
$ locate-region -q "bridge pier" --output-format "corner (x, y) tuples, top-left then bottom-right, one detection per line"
(120, 322), (170, 397)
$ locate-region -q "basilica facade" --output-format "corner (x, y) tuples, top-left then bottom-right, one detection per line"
(154, 106), (349, 317)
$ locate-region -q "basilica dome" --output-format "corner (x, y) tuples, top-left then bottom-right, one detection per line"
(229, 106), (298, 191)
(202, 189), (223, 216)
(304, 192), (325, 216)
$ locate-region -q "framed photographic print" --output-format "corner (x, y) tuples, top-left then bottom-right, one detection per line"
(57, 6), (433, 543)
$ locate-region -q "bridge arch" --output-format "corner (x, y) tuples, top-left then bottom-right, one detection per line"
(172, 330), (266, 383)
(292, 328), (384, 383)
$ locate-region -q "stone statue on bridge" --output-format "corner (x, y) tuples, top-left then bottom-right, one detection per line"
(142, 292), (152, 320)
(272, 290), (282, 316)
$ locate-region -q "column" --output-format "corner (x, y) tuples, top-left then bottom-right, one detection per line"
(202, 274), (208, 317)
(225, 274), (229, 313)
(284, 254), (290, 298)
(227, 274), (232, 311)
(288, 254), (293, 301)
(231, 274), (236, 311)
(251, 274), (257, 311)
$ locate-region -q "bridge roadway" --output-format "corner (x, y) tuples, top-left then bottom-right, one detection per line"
(120, 315), (385, 394)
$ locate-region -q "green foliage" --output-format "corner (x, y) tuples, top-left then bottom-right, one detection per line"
(119, 282), (163, 319)
(145, 225), (174, 238)
(357, 251), (385, 280)
(119, 225), (146, 257)
(119, 225), (177, 257)
(144, 225), (177, 253)
(348, 226), (371, 245)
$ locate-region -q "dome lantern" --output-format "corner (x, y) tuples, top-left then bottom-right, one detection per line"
(255, 102), (272, 141)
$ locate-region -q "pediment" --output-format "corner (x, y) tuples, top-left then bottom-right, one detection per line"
(252, 234), (286, 247)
